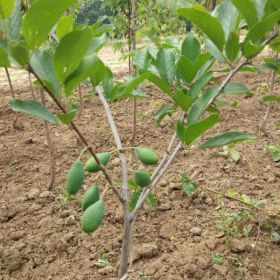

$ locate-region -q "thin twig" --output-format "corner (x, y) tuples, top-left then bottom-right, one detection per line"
(28, 72), (36, 99)
(200, 186), (280, 218)
(5, 67), (19, 129)
(39, 88), (55, 190)
(28, 65), (123, 203)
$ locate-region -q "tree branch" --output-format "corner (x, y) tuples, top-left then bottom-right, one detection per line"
(28, 65), (124, 203)
(96, 86), (129, 204)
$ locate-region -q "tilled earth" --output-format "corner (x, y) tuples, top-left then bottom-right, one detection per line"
(0, 65), (280, 280)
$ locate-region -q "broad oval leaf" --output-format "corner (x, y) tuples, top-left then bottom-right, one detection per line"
(30, 50), (60, 97)
(244, 9), (280, 44)
(57, 111), (76, 124)
(181, 33), (201, 62)
(176, 55), (196, 84)
(190, 72), (213, 100)
(243, 41), (265, 59)
(261, 95), (280, 103)
(156, 48), (176, 86)
(200, 131), (256, 148)
(231, 0), (259, 29)
(177, 114), (219, 145)
(22, 0), (76, 49)
(56, 15), (74, 40)
(188, 86), (219, 125)
(178, 6), (225, 51)
(213, 0), (239, 40)
(64, 54), (106, 96)
(54, 28), (92, 82)
(225, 32), (240, 62)
(0, 46), (10, 67)
(222, 82), (250, 95)
(9, 99), (59, 123)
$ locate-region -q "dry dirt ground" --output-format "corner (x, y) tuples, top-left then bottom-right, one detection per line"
(0, 47), (280, 280)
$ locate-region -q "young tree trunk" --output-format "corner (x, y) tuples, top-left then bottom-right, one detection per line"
(5, 67), (19, 129)
(39, 88), (56, 190)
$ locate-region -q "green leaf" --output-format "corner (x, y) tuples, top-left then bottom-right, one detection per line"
(171, 89), (192, 112)
(9, 99), (59, 123)
(30, 50), (60, 97)
(181, 33), (201, 62)
(56, 15), (74, 40)
(0, 0), (15, 19)
(244, 9), (280, 44)
(121, 72), (171, 99)
(200, 132), (256, 148)
(54, 28), (92, 82)
(243, 41), (265, 59)
(155, 104), (175, 126)
(188, 87), (219, 125)
(177, 6), (225, 50)
(213, 0), (239, 40)
(133, 47), (152, 71)
(253, 0), (266, 19)
(177, 114), (219, 145)
(225, 32), (240, 61)
(7, 0), (21, 41)
(64, 54), (106, 96)
(0, 46), (10, 67)
(87, 34), (108, 55)
(146, 193), (156, 208)
(176, 55), (196, 84)
(156, 48), (176, 86)
(231, 0), (259, 29)
(183, 182), (197, 197)
(205, 39), (226, 63)
(22, 0), (76, 49)
(261, 95), (280, 102)
(10, 43), (29, 67)
(129, 192), (141, 212)
(222, 82), (250, 95)
(190, 72), (213, 100)
(57, 111), (76, 124)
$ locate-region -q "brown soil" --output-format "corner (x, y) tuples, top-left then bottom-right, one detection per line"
(1, 54), (280, 280)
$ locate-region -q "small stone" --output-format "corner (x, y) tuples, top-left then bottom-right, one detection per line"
(32, 257), (42, 267)
(205, 197), (213, 206)
(190, 227), (202, 236)
(16, 196), (28, 203)
(213, 264), (228, 276)
(39, 191), (51, 198)
(27, 189), (40, 199)
(10, 230), (25, 241)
